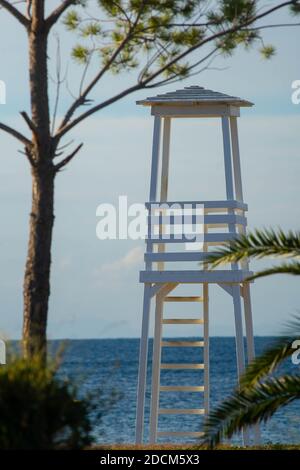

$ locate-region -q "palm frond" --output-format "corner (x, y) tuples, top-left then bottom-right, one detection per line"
(207, 229), (300, 268)
(246, 262), (300, 281)
(240, 337), (296, 388)
(203, 375), (300, 448)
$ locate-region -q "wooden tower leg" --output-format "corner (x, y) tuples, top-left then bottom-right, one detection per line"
(232, 284), (250, 446)
(149, 291), (164, 443)
(243, 283), (261, 445)
(136, 284), (152, 444)
(203, 284), (209, 415)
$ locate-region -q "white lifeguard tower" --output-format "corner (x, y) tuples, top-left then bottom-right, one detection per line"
(135, 86), (258, 445)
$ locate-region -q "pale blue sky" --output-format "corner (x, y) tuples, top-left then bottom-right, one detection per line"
(0, 3), (300, 339)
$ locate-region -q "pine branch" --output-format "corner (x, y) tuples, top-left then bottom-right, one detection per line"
(20, 111), (37, 136)
(0, 121), (31, 146)
(0, 0), (29, 27)
(56, 83), (143, 139)
(46, 0), (76, 30)
(56, 1), (298, 138)
(138, 1), (300, 90)
(54, 142), (83, 171)
(57, 24), (135, 132)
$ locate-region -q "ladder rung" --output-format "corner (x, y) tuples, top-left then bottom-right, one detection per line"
(161, 340), (204, 347)
(159, 408), (205, 415)
(161, 363), (204, 370)
(160, 386), (205, 392)
(162, 319), (204, 324)
(157, 431), (204, 438)
(164, 296), (204, 302)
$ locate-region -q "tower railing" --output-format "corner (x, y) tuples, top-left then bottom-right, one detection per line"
(142, 199), (250, 278)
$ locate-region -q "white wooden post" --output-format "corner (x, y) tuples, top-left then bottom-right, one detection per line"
(222, 116), (249, 445)
(221, 117), (234, 201)
(136, 115), (162, 444)
(135, 284), (152, 444)
(160, 118), (171, 201)
(230, 116), (243, 202)
(230, 116), (261, 444)
(243, 283), (261, 444)
(149, 116), (162, 201)
(222, 116), (245, 378)
(158, 117), (171, 271)
(232, 286), (246, 379)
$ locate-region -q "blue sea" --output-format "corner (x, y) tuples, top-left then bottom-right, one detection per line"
(52, 337), (300, 445)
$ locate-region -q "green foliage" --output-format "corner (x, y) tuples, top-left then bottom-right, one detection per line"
(207, 228), (300, 281)
(290, 3), (300, 15)
(80, 22), (102, 38)
(260, 44), (276, 59)
(0, 357), (93, 449)
(203, 374), (300, 448)
(72, 44), (91, 63)
(219, 0), (256, 23)
(63, 10), (81, 31)
(62, 0), (296, 84)
(203, 317), (300, 447)
(203, 229), (300, 447)
(207, 228), (300, 271)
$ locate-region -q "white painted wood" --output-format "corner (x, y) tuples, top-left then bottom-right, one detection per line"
(140, 270), (253, 284)
(217, 283), (234, 297)
(146, 200), (247, 210)
(147, 232), (239, 244)
(135, 284), (152, 444)
(145, 252), (216, 263)
(160, 118), (171, 201)
(137, 87), (257, 445)
(232, 286), (246, 380)
(222, 115), (251, 446)
(158, 408), (205, 415)
(242, 283), (261, 445)
(160, 386), (205, 392)
(230, 116), (244, 202)
(222, 116), (234, 200)
(149, 116), (162, 202)
(158, 117), (171, 271)
(149, 214), (247, 226)
(137, 85), (252, 108)
(151, 104), (240, 118)
(232, 284), (251, 446)
(242, 284), (255, 363)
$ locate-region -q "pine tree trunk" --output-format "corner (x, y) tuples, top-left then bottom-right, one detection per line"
(23, 2), (54, 359)
(23, 166), (55, 359)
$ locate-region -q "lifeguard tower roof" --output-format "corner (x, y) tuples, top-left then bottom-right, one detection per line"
(136, 85), (253, 107)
